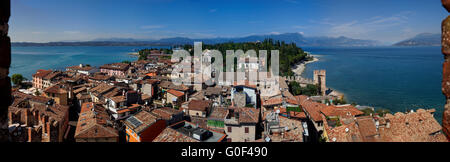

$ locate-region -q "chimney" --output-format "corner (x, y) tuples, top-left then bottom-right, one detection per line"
(46, 122), (51, 140)
(27, 127), (32, 142)
(25, 109), (30, 126)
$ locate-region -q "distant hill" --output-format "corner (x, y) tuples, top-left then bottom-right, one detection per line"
(393, 33), (440, 46)
(12, 32), (382, 47)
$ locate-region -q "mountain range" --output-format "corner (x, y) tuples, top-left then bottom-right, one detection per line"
(393, 33), (440, 46)
(12, 33), (383, 47)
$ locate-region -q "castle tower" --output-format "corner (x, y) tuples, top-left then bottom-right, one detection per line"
(313, 70), (326, 96)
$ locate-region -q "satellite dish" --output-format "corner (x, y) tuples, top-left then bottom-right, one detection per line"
(345, 128), (349, 132)
(276, 109), (280, 114)
(332, 137), (336, 142)
(265, 137), (271, 142)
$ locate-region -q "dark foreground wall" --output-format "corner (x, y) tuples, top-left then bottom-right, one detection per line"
(442, 0), (450, 140)
(0, 0), (11, 142)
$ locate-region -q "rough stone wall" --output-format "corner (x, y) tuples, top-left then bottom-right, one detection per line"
(313, 70), (327, 96)
(0, 0), (11, 142)
(442, 0), (450, 141)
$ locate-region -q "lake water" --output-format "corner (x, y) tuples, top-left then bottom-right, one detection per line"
(302, 46), (446, 123)
(10, 46), (169, 79)
(10, 46), (446, 123)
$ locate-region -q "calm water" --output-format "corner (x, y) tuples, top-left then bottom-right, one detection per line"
(10, 46), (168, 79)
(10, 46), (446, 123)
(302, 46), (445, 123)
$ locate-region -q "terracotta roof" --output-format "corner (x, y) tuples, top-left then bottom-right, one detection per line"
(263, 97), (283, 106)
(296, 95), (327, 122)
(208, 107), (228, 121)
(124, 111), (161, 134)
(100, 63), (129, 71)
(66, 65), (94, 71)
(227, 107), (260, 124)
(275, 107), (307, 119)
(324, 115), (364, 142)
(167, 89), (185, 98)
(321, 105), (364, 117)
(9, 92), (69, 124)
(269, 116), (304, 142)
(204, 87), (222, 96)
(378, 109), (447, 142)
(90, 83), (115, 95)
(73, 86), (87, 94)
(75, 102), (118, 139)
(110, 95), (126, 103)
(153, 127), (198, 142)
(32, 69), (53, 78)
(188, 100), (212, 111)
(44, 84), (68, 94)
(233, 80), (257, 89)
(89, 74), (112, 81)
(103, 87), (121, 98)
(42, 71), (61, 80)
(159, 81), (189, 91)
(355, 116), (380, 142)
(151, 107), (182, 120)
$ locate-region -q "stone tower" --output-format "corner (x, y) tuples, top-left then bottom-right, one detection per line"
(313, 70), (326, 96)
(441, 0), (450, 141)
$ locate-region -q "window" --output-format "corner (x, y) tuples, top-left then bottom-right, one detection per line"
(245, 127), (249, 133)
(228, 127), (232, 133)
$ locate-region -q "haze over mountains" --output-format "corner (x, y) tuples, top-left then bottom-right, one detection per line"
(393, 33), (440, 46)
(12, 33), (383, 47)
(12, 32), (441, 47)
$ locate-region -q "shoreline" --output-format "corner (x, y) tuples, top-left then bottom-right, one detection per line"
(291, 53), (319, 76)
(128, 52), (139, 56)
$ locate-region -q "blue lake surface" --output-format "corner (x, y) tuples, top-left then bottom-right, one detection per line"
(10, 46), (168, 79)
(302, 46), (445, 123)
(9, 46), (446, 123)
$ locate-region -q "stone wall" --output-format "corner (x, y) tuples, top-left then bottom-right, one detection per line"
(0, 0), (11, 142)
(442, 0), (450, 141)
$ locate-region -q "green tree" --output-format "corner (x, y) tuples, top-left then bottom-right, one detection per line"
(361, 108), (375, 116)
(11, 74), (25, 87)
(332, 96), (347, 105)
(376, 108), (391, 117)
(288, 81), (302, 95)
(122, 60), (131, 64)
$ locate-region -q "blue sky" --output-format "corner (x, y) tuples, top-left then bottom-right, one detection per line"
(10, 0), (448, 43)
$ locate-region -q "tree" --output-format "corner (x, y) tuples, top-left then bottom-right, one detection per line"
(376, 108), (391, 117)
(332, 96), (347, 105)
(289, 81), (302, 95)
(122, 60), (131, 64)
(11, 74), (24, 86)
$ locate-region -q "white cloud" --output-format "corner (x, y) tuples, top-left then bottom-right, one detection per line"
(313, 11), (413, 40)
(269, 32), (280, 35)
